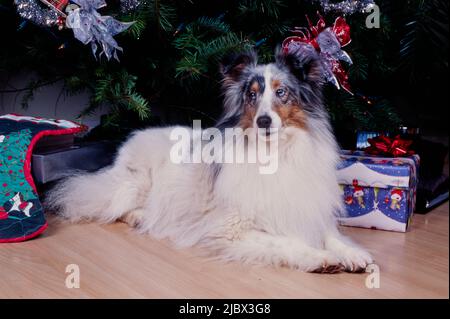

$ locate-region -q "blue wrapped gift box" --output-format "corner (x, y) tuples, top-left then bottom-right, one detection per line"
(337, 150), (420, 232)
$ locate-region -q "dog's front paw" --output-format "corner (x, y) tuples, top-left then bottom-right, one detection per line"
(120, 209), (145, 228)
(306, 251), (344, 274)
(312, 263), (345, 274)
(337, 247), (373, 272)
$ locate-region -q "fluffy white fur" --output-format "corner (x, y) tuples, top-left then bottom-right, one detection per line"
(47, 123), (372, 272)
(47, 51), (373, 273)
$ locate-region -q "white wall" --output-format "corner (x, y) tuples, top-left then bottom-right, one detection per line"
(0, 72), (105, 130)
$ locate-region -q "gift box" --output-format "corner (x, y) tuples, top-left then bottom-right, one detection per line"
(337, 150), (420, 232)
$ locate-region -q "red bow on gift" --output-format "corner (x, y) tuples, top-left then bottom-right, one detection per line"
(364, 135), (414, 157)
(282, 12), (353, 94)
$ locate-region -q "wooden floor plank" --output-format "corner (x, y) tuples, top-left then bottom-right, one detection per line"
(0, 202), (448, 298)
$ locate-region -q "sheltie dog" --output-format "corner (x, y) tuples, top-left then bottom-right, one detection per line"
(47, 46), (373, 273)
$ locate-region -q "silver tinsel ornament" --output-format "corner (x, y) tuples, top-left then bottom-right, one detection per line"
(14, 0), (143, 26)
(120, 0), (143, 13)
(65, 0), (134, 61)
(14, 0), (61, 26)
(14, 0), (140, 61)
(313, 0), (376, 15)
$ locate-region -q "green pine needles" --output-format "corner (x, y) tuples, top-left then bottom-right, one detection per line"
(3, 0), (446, 138)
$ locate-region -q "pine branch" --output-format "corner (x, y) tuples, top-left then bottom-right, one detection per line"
(84, 70), (150, 122)
(173, 29), (204, 50)
(175, 32), (253, 80)
(349, 51), (369, 82)
(126, 18), (147, 39)
(399, 0), (449, 79)
(195, 16), (231, 34)
(125, 92), (151, 120)
(173, 16), (232, 50)
(237, 0), (286, 19)
(196, 32), (252, 62)
(121, 0), (176, 38)
(152, 0), (176, 32)
(175, 52), (207, 80)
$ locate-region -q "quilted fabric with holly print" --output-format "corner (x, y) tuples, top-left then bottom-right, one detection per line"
(0, 114), (85, 242)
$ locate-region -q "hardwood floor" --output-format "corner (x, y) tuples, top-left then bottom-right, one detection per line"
(0, 202), (448, 299)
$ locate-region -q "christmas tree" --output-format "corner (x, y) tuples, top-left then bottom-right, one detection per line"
(0, 0), (448, 145)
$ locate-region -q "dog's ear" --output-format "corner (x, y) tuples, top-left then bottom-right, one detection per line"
(275, 45), (323, 87)
(220, 50), (257, 83)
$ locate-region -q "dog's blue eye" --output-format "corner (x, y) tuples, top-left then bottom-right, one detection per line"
(276, 88), (286, 97)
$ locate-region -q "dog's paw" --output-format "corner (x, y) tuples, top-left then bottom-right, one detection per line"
(312, 263), (345, 274)
(304, 251), (344, 274)
(337, 247), (373, 272)
(120, 209), (145, 228)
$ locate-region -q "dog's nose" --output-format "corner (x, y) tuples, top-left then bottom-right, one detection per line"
(256, 115), (272, 129)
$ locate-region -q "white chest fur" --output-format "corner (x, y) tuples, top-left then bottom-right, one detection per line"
(212, 132), (341, 243)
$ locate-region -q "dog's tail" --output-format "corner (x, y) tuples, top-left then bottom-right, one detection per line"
(46, 159), (151, 224)
(45, 127), (179, 223)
